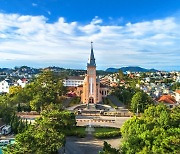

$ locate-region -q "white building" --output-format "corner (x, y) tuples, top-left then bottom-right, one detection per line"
(154, 90), (162, 98)
(63, 76), (84, 87)
(0, 80), (10, 93)
(175, 90), (180, 103)
(145, 77), (150, 82)
(176, 76), (180, 82)
(16, 79), (28, 88)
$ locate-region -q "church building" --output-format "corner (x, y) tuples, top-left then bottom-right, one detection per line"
(77, 42), (109, 104)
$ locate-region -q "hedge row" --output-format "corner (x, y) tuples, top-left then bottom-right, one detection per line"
(94, 131), (121, 139)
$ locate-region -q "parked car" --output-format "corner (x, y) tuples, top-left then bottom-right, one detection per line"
(0, 140), (10, 146)
(2, 125), (11, 135)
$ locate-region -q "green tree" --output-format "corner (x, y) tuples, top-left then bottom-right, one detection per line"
(120, 104), (180, 154)
(10, 114), (27, 134)
(0, 95), (15, 123)
(131, 91), (153, 113)
(118, 70), (124, 81)
(99, 141), (120, 154)
(29, 70), (66, 111)
(4, 107), (76, 154)
(9, 86), (25, 105)
(2, 70), (67, 113)
(9, 86), (22, 96)
(171, 82), (180, 91)
(111, 86), (139, 109)
(17, 103), (22, 112)
(8, 85), (33, 111)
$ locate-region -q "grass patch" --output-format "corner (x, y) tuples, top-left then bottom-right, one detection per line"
(66, 126), (121, 139)
(94, 131), (121, 139)
(94, 127), (121, 139)
(95, 127), (119, 133)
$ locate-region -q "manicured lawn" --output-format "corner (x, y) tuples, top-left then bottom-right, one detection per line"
(66, 126), (120, 138)
(94, 127), (121, 139)
(75, 126), (86, 133)
(73, 126), (119, 134)
(66, 126), (86, 138)
(95, 127), (119, 133)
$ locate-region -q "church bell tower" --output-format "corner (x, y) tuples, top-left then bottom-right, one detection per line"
(82, 42), (97, 104)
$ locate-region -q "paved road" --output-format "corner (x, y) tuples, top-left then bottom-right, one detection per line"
(64, 115), (130, 154)
(65, 136), (121, 154)
(65, 136), (101, 154)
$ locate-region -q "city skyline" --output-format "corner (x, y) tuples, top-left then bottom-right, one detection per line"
(0, 0), (180, 71)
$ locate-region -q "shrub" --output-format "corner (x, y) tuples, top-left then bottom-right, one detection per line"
(99, 141), (120, 154)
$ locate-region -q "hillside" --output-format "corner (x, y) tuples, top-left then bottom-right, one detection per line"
(106, 66), (158, 73)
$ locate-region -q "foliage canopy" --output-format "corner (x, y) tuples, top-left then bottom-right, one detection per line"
(121, 104), (180, 154)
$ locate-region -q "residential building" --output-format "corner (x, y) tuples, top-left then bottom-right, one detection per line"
(0, 80), (10, 93)
(16, 78), (28, 88)
(158, 94), (177, 108)
(63, 76), (84, 87)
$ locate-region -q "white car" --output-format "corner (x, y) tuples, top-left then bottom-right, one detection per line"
(0, 140), (10, 146)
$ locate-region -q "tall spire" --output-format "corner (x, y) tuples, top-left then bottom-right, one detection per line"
(87, 42), (96, 67)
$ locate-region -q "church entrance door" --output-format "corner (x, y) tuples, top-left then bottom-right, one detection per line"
(89, 97), (94, 103)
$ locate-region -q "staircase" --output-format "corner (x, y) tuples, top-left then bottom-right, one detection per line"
(87, 104), (96, 110)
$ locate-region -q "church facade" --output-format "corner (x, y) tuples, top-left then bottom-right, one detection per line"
(77, 43), (108, 104)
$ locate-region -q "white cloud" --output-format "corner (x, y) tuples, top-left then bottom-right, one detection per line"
(32, 3), (38, 7)
(78, 16), (102, 34)
(0, 13), (179, 70)
(125, 17), (178, 37)
(91, 16), (103, 24)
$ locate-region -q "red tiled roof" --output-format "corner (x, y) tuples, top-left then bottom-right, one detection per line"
(175, 90), (180, 94)
(100, 83), (108, 88)
(21, 78), (27, 82)
(158, 95), (176, 104)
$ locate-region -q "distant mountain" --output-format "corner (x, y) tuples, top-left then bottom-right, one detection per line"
(0, 68), (12, 73)
(0, 66), (110, 78)
(106, 66), (158, 73)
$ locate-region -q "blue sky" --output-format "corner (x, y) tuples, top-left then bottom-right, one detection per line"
(0, 0), (180, 70)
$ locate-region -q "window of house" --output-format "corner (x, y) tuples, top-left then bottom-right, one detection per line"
(170, 105), (173, 108)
